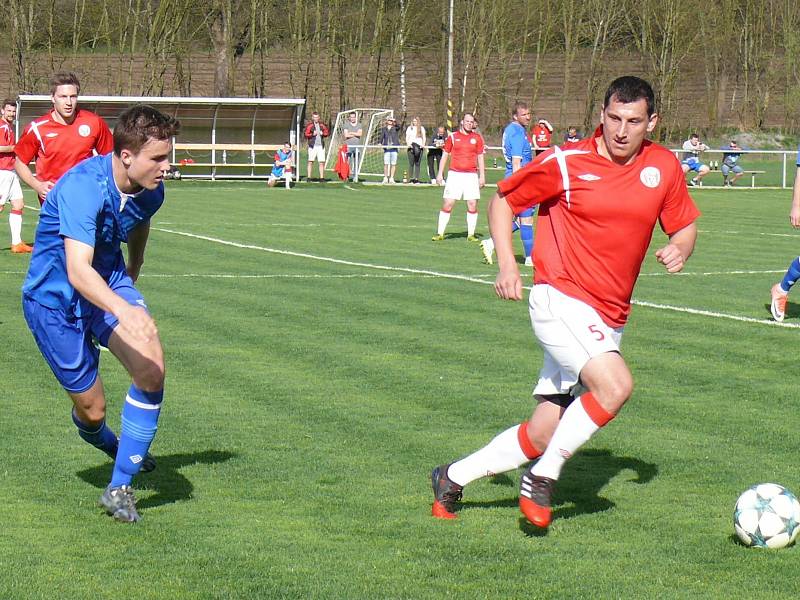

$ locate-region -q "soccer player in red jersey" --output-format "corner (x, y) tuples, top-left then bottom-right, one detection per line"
(432, 113), (486, 242)
(0, 99), (32, 253)
(431, 76), (700, 527)
(15, 71), (113, 204)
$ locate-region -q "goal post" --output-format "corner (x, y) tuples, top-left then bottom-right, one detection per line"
(326, 107), (393, 181)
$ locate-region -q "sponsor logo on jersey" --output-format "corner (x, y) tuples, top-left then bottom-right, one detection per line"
(577, 173), (601, 181)
(46, 132), (58, 138)
(78, 124), (91, 137)
(640, 166), (661, 188)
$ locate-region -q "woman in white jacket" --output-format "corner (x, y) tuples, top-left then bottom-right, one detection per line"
(405, 117), (426, 184)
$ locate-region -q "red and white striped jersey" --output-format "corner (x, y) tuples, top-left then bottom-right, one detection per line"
(14, 108), (113, 183)
(443, 130), (484, 173)
(0, 121), (15, 171)
(498, 127), (700, 327)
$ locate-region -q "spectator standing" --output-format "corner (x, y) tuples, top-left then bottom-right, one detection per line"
(532, 118), (553, 156)
(681, 133), (711, 186)
(381, 117), (401, 184)
(304, 112), (329, 181)
(405, 116), (426, 184)
(427, 126), (447, 185)
(721, 139), (745, 187)
(342, 111), (363, 180)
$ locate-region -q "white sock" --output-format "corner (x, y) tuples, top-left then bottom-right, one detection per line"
(531, 394), (612, 481)
(437, 210), (451, 235)
(9, 211), (22, 245)
(466, 210), (478, 236)
(483, 238), (495, 253)
(448, 423), (539, 486)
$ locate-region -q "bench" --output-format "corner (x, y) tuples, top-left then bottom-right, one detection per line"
(171, 143), (290, 178)
(701, 169), (766, 188)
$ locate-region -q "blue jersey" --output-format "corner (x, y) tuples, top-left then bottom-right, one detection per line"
(22, 153), (164, 318)
(502, 121), (533, 177)
(796, 144), (800, 167)
(271, 149), (292, 177)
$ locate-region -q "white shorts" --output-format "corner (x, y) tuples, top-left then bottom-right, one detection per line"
(443, 171), (480, 201)
(0, 170), (22, 205)
(529, 284), (623, 397)
(383, 150), (398, 165)
(308, 145), (326, 162)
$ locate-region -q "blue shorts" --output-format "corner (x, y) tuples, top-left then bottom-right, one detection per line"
(681, 157), (704, 172)
(517, 207), (536, 219)
(23, 274), (147, 393)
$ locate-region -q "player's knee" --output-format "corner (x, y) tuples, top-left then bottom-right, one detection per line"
(134, 357), (166, 391)
(10, 198), (24, 211)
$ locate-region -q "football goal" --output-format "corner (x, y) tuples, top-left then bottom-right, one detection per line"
(326, 108), (394, 181)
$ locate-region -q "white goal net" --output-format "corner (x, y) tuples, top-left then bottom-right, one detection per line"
(326, 107), (393, 181)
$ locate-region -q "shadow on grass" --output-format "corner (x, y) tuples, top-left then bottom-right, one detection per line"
(763, 301), (795, 320)
(76, 449), (235, 509)
(457, 448), (658, 532)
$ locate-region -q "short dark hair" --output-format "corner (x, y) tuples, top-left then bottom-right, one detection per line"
(690, 133), (700, 139)
(50, 71), (81, 95)
(2, 99), (15, 109)
(113, 105), (180, 156)
(603, 76), (655, 116)
(512, 101), (528, 116)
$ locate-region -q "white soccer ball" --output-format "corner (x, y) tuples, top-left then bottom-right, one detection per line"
(734, 483), (800, 548)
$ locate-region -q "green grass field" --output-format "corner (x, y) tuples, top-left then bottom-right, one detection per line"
(2, 180), (800, 598)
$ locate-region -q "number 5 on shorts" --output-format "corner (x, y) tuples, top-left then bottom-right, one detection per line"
(588, 324), (605, 341)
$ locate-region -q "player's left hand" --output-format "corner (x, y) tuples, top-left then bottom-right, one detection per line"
(479, 176), (485, 188)
(655, 243), (686, 273)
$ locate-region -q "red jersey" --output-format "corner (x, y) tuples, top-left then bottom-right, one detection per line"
(498, 127), (700, 328)
(443, 130), (484, 173)
(0, 121), (15, 171)
(14, 108), (113, 183)
(532, 124), (552, 148)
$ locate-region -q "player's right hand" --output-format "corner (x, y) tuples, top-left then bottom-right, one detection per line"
(495, 265), (522, 301)
(36, 180), (55, 200)
(118, 304), (158, 343)
(790, 205), (800, 228)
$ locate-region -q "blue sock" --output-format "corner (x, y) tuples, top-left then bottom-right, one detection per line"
(110, 385), (163, 488)
(520, 224), (534, 259)
(71, 409), (118, 458)
(780, 257), (800, 293)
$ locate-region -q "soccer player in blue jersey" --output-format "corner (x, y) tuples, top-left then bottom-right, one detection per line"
(681, 133), (710, 186)
(770, 143), (800, 322)
(267, 142), (294, 188)
(22, 105), (179, 522)
(480, 101), (534, 266)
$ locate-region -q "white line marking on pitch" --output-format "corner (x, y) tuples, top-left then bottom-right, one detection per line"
(630, 300), (800, 328)
(638, 269), (784, 277)
(152, 227), (494, 285)
(154, 226), (800, 328)
(141, 273), (467, 279)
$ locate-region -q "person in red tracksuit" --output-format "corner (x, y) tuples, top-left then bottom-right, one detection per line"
(304, 112), (330, 182)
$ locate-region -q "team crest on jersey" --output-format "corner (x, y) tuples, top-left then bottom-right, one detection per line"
(469, 138), (476, 144)
(640, 166), (661, 188)
(78, 124), (91, 137)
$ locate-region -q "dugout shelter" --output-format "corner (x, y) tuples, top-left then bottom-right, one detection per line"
(16, 95), (306, 180)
